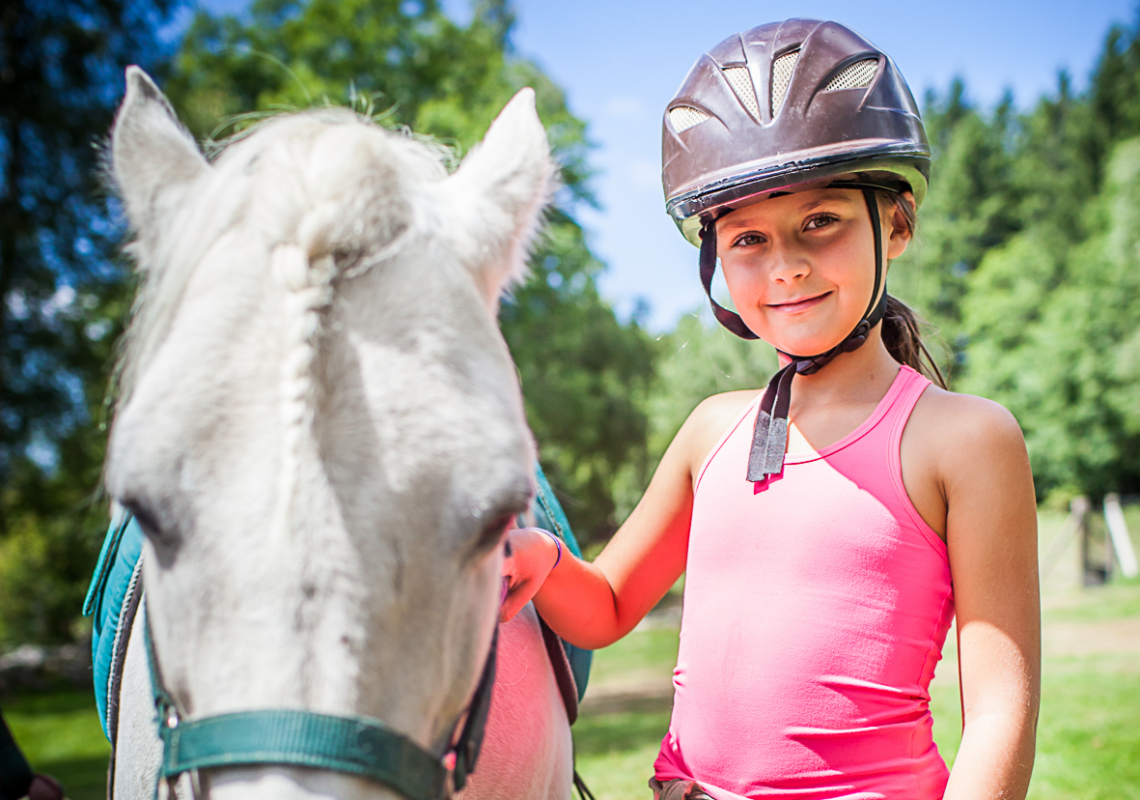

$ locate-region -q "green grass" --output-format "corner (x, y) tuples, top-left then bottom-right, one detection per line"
(3, 690), (110, 800)
(1030, 662), (1140, 800)
(575, 711), (672, 800)
(1043, 581), (1140, 623)
(588, 625), (679, 686)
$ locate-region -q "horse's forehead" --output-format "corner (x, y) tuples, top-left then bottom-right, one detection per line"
(115, 233), (524, 499)
(329, 285), (530, 481)
(216, 115), (448, 199)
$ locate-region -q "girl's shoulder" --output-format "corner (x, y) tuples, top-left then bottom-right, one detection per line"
(911, 385), (1025, 445)
(676, 389), (763, 478)
(901, 384), (1031, 539)
(907, 384), (1029, 484)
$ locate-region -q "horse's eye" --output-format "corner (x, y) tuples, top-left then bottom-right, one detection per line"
(475, 514), (514, 553)
(121, 496), (180, 556)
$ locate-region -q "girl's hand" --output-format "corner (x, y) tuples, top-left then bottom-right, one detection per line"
(500, 527), (561, 623)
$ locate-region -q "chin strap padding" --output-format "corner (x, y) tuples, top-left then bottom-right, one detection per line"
(747, 363), (796, 481)
(698, 222), (758, 340)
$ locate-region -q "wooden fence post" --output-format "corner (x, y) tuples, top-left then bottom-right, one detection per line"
(1080, 496), (1112, 587)
(1104, 493), (1138, 579)
(1041, 495), (1087, 579)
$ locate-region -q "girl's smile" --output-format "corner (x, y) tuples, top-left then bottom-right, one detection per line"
(766, 290), (831, 313)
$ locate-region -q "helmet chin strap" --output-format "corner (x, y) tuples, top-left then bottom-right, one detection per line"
(696, 185), (891, 482)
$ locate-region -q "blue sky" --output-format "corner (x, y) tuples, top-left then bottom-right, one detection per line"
(200, 0), (1138, 329)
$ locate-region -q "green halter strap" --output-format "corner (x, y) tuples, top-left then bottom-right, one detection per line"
(143, 604), (496, 800)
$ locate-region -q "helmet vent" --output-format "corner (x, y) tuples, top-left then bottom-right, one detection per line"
(669, 106), (710, 133)
(824, 59), (879, 92)
(722, 66), (760, 120)
(770, 50), (800, 115)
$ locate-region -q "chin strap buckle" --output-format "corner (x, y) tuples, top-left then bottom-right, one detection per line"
(840, 320), (871, 352)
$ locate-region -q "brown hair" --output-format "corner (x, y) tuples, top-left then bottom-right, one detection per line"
(878, 191), (947, 389)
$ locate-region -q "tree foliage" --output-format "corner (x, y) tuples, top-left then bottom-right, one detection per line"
(887, 80), (1021, 369)
(961, 138), (1140, 499)
(917, 17), (1140, 501)
(0, 0), (180, 643)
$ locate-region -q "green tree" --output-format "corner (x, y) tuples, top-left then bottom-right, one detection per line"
(645, 312), (777, 461)
(889, 80), (1021, 374)
(0, 0), (180, 644)
(165, 0), (654, 543)
(166, 0), (589, 194)
(1007, 18), (1140, 242)
(501, 219), (655, 540)
(962, 137), (1140, 500)
(955, 16), (1140, 501)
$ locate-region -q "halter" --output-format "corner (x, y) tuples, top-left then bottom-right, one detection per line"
(143, 604), (498, 800)
(697, 183), (896, 482)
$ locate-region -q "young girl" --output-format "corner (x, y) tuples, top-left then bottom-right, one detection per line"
(503, 19), (1040, 800)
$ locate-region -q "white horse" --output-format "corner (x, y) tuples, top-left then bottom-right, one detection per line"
(105, 68), (572, 799)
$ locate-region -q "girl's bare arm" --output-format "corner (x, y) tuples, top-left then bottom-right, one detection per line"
(501, 391), (756, 649)
(933, 395), (1041, 800)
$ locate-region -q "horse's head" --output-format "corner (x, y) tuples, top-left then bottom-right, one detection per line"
(105, 67), (551, 798)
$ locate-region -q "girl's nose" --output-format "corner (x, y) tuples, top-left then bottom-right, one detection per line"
(767, 241), (809, 283)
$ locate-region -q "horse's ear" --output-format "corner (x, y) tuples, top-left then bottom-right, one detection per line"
(447, 88), (553, 310)
(111, 67), (209, 244)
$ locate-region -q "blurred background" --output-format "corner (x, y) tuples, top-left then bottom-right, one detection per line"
(1, 1), (1138, 798)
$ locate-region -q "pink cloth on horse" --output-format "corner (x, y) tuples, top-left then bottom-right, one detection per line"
(654, 365), (954, 800)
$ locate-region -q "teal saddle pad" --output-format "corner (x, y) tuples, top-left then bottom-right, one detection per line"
(83, 507), (144, 740)
(84, 464), (592, 740)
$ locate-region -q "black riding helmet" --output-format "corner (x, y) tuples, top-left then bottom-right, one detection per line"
(661, 19), (931, 480)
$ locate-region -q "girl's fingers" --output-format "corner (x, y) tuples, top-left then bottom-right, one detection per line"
(498, 599), (519, 623)
(499, 578), (533, 622)
(500, 573), (548, 623)
(498, 527), (560, 622)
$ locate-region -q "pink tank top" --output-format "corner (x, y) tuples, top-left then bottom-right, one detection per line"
(655, 365), (954, 800)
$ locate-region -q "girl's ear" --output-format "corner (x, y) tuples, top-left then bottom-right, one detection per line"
(886, 191), (916, 261)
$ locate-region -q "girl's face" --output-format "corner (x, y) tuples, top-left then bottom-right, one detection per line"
(715, 187), (912, 357)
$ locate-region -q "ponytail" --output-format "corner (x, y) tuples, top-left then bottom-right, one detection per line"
(882, 294), (947, 389)
(876, 188), (948, 389)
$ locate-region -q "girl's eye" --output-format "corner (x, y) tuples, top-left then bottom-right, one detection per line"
(805, 214), (838, 231)
(732, 232), (765, 247)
